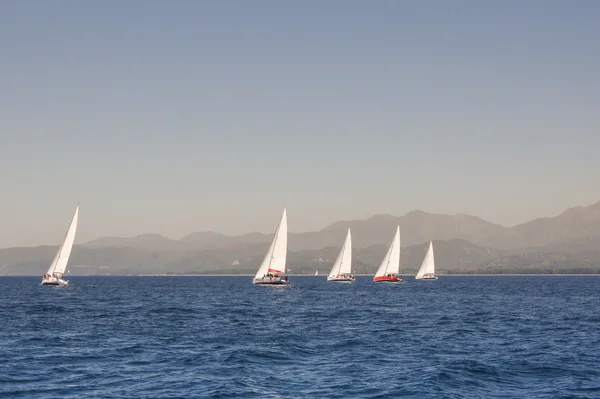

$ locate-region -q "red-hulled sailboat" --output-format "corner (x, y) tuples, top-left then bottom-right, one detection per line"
(373, 225), (403, 283)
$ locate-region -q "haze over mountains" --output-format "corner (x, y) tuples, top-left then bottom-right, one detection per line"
(2, 201), (600, 276)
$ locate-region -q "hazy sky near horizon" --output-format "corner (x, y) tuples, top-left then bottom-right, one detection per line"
(1, 0), (599, 248)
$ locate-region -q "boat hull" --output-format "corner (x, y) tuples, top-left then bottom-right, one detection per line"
(41, 278), (69, 286)
(253, 278), (289, 285)
(327, 277), (355, 282)
(415, 275), (438, 280)
(373, 275), (404, 283)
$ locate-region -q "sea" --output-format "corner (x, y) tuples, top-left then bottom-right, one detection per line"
(1, 275), (599, 398)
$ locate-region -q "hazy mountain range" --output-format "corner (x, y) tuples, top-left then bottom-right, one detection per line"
(2, 201), (600, 276)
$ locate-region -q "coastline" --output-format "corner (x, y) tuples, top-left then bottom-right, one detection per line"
(123, 273), (600, 277)
(4, 273), (600, 277)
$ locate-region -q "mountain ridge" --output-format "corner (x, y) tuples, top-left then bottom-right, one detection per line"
(3, 200), (600, 276)
(76, 200), (600, 251)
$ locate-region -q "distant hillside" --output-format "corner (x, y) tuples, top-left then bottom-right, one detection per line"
(482, 201), (600, 249)
(79, 201), (600, 252)
(0, 239), (504, 276)
(288, 210), (514, 250)
(79, 210), (513, 252)
(83, 234), (174, 250)
(3, 200), (600, 275)
(518, 236), (600, 254)
(475, 251), (600, 274)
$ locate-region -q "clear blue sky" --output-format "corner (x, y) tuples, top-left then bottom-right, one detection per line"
(1, 0), (599, 247)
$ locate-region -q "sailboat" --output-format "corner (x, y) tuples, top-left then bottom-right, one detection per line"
(253, 207), (289, 285)
(327, 228), (355, 282)
(41, 205), (79, 286)
(415, 241), (438, 280)
(315, 270), (319, 276)
(373, 225), (403, 283)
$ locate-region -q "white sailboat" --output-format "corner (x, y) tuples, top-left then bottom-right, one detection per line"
(327, 228), (354, 282)
(373, 225), (403, 283)
(41, 205), (79, 286)
(315, 270), (319, 276)
(253, 207), (289, 285)
(415, 241), (438, 280)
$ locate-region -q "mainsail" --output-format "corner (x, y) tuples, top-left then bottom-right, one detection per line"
(415, 241), (435, 278)
(254, 208), (287, 280)
(328, 229), (352, 279)
(46, 205), (79, 277)
(374, 225), (400, 277)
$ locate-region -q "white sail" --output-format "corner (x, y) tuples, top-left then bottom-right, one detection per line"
(328, 229), (352, 279)
(315, 270), (318, 276)
(46, 205), (79, 277)
(374, 225), (400, 277)
(254, 208), (287, 280)
(415, 241), (435, 278)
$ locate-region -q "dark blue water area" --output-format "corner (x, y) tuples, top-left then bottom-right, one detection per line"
(1, 276), (600, 398)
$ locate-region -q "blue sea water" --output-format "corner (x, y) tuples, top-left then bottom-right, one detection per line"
(1, 276), (599, 398)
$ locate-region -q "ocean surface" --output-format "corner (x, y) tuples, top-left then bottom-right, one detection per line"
(1, 276), (599, 398)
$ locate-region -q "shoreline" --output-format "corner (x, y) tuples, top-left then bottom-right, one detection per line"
(4, 274), (600, 277)
(127, 274), (600, 277)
